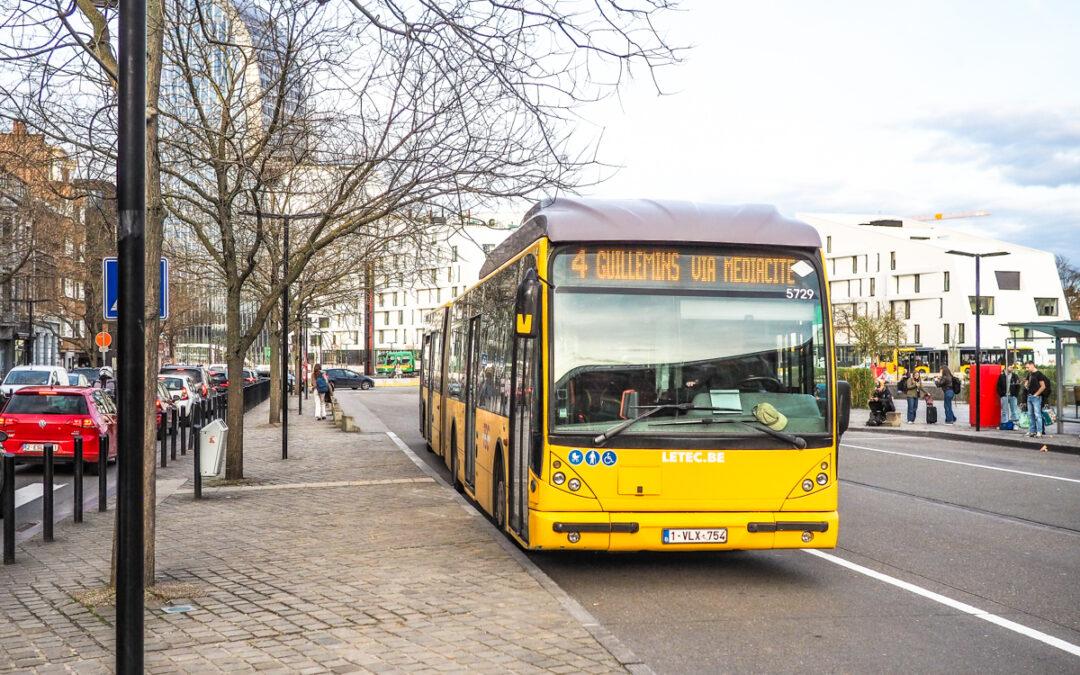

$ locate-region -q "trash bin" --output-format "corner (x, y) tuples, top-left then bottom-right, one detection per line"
(199, 419), (228, 477)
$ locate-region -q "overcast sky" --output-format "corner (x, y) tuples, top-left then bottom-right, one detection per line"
(576, 0), (1080, 263)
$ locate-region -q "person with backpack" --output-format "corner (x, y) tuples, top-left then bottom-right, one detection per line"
(898, 370), (924, 423)
(997, 365), (1021, 427)
(866, 377), (895, 426)
(313, 364), (330, 420)
(935, 366), (958, 424)
(1024, 362), (1051, 438)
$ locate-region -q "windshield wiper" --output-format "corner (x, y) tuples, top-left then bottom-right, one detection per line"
(650, 416), (807, 449)
(592, 403), (739, 446)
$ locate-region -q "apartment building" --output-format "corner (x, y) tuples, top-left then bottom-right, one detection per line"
(801, 213), (1070, 367)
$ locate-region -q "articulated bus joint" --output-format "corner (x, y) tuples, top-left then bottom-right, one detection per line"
(553, 521), (639, 534)
(746, 521), (829, 533)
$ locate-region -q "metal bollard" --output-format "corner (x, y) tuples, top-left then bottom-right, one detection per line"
(3, 453), (14, 564)
(73, 436), (84, 524)
(98, 435), (108, 512)
(170, 409), (177, 460)
(159, 416), (167, 468)
(193, 423), (202, 500)
(43, 444), (54, 542)
(180, 410), (188, 456)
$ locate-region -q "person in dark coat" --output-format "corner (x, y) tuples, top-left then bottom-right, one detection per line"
(867, 377), (895, 425)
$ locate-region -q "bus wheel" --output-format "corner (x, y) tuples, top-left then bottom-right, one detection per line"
(493, 452), (506, 531)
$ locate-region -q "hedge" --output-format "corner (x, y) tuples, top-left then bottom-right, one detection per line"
(837, 367), (875, 409)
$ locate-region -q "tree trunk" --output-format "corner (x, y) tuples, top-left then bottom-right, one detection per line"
(224, 286), (245, 479)
(268, 300), (281, 425)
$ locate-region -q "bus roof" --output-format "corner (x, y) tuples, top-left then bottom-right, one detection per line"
(480, 197), (821, 278)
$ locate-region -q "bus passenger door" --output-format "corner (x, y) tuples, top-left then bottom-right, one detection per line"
(421, 334), (432, 437)
(509, 334), (537, 540)
(464, 316), (481, 488)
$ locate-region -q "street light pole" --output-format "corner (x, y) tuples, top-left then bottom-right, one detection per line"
(240, 209), (324, 459)
(116, 0), (147, 670)
(947, 249), (1009, 432)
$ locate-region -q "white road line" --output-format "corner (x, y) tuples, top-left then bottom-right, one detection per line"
(804, 549), (1080, 658)
(842, 443), (1080, 484)
(14, 482), (67, 509)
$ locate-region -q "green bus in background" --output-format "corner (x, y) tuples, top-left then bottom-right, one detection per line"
(376, 351), (417, 376)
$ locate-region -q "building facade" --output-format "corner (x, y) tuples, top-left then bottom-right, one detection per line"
(801, 213), (1070, 368)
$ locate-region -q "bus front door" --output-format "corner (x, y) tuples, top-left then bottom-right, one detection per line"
(464, 316), (481, 488)
(508, 334), (536, 540)
(421, 334), (432, 437)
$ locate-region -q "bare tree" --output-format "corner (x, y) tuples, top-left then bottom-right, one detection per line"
(1056, 255), (1080, 320)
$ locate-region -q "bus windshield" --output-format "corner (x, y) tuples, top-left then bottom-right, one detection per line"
(551, 246), (830, 442)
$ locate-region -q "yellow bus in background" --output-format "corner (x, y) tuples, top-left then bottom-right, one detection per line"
(420, 198), (850, 551)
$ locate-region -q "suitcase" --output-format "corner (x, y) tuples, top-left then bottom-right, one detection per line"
(925, 404), (938, 424)
(998, 421), (1014, 430)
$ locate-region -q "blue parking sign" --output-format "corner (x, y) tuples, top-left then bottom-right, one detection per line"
(103, 257), (169, 320)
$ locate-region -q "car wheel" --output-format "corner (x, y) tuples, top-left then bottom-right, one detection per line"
(360, 381), (373, 390)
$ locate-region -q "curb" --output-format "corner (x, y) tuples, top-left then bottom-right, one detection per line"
(852, 426), (1080, 455)
(372, 379), (419, 388)
(384, 431), (654, 675)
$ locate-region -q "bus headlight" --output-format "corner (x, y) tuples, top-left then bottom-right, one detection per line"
(816, 473), (828, 486)
(553, 472), (566, 486)
(802, 479), (814, 492)
(567, 478), (581, 492)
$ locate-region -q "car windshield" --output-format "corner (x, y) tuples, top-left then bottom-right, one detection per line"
(164, 368), (203, 383)
(6, 393), (89, 415)
(551, 247), (830, 441)
(160, 377), (186, 390)
(4, 370), (51, 385)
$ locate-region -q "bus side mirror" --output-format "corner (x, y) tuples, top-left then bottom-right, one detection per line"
(514, 268), (541, 338)
(619, 390), (639, 419)
(836, 380), (851, 436)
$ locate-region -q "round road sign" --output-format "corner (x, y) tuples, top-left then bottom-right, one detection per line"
(95, 331), (113, 349)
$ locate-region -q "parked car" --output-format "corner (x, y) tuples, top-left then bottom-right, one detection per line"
(155, 381), (178, 436)
(1, 365), (70, 397)
(70, 367), (103, 385)
(160, 364), (212, 398)
(0, 385), (117, 470)
(325, 367), (375, 390)
(209, 371), (229, 393)
(68, 372), (92, 387)
(158, 373), (201, 420)
(241, 369), (259, 385)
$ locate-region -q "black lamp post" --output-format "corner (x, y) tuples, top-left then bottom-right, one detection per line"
(946, 249), (1010, 431)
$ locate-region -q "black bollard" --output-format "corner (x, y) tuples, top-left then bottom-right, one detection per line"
(159, 415), (167, 468)
(180, 410), (187, 456)
(170, 409), (177, 461)
(73, 436), (84, 524)
(98, 435), (108, 512)
(43, 444), (54, 542)
(3, 453), (14, 564)
(193, 423), (202, 500)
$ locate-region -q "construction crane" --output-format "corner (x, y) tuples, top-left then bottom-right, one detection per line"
(910, 210), (990, 222)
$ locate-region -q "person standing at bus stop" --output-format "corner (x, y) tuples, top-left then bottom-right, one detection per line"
(899, 370), (923, 423)
(935, 366), (958, 424)
(1024, 361), (1050, 437)
(313, 364), (329, 420)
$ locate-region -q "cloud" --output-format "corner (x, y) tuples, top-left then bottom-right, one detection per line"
(921, 110), (1080, 188)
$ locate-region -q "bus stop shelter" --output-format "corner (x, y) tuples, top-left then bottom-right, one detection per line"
(1003, 320), (1080, 435)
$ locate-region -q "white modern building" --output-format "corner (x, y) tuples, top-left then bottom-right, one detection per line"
(800, 213), (1070, 367)
(309, 218), (517, 369)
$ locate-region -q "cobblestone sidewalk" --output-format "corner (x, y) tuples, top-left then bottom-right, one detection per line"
(1, 401), (627, 673)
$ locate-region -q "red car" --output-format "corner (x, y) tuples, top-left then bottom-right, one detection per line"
(0, 386), (118, 469)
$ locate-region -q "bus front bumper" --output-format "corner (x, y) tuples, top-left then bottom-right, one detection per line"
(528, 510), (838, 551)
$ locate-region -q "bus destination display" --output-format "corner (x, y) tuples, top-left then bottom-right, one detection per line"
(554, 247), (819, 293)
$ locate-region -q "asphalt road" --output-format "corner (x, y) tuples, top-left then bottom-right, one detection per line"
(348, 386), (1080, 674)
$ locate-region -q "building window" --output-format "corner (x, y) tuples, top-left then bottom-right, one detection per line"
(858, 278), (863, 296)
(830, 258), (835, 276)
(826, 235), (832, 253)
(890, 251), (896, 270)
(968, 296), (995, 315)
(914, 324), (920, 343)
(896, 277), (900, 294)
(869, 277), (876, 296)
(378, 293), (386, 307)
(851, 256), (857, 273)
(914, 274), (921, 293)
(995, 271), (1020, 290)
(876, 253), (881, 272)
(939, 298), (943, 318)
(904, 300), (911, 319)
(958, 323), (965, 343)
(943, 323), (950, 343)
(451, 245), (459, 262)
(397, 310), (404, 324)
(943, 271), (950, 292)
(1034, 298), (1058, 316)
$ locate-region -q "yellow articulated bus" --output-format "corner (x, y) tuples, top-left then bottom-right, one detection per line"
(420, 198), (851, 551)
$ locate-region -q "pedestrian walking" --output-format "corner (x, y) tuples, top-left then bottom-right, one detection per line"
(935, 366), (958, 424)
(1023, 362), (1051, 438)
(997, 365), (1021, 427)
(313, 364), (329, 420)
(898, 370), (923, 423)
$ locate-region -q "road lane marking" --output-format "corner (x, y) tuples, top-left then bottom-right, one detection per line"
(804, 549), (1080, 658)
(842, 443), (1080, 484)
(14, 482), (67, 509)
